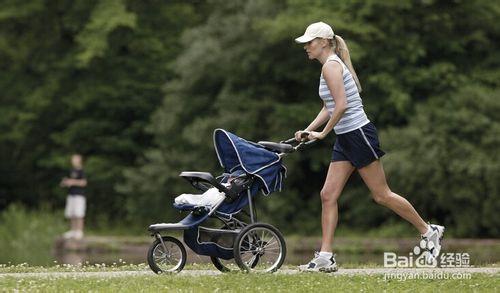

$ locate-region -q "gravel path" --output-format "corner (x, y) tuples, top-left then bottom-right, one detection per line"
(0, 267), (498, 278)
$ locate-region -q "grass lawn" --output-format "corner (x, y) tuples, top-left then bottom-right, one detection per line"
(1, 271), (497, 292)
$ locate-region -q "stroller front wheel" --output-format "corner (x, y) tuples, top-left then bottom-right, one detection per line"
(233, 223), (286, 273)
(147, 236), (186, 274)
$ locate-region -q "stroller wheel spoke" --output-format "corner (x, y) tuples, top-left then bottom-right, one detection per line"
(263, 238), (278, 248)
(240, 250), (258, 255)
(263, 247), (281, 253)
(260, 231), (272, 245)
(245, 254), (259, 266)
(261, 251), (281, 255)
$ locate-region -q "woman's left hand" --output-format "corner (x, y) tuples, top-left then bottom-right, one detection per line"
(307, 131), (326, 140)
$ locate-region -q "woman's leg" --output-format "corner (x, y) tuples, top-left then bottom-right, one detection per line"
(320, 161), (355, 252)
(357, 160), (428, 234)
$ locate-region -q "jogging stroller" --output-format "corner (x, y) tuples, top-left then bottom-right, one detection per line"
(147, 128), (313, 273)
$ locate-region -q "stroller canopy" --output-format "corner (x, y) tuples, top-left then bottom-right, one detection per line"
(213, 129), (286, 195)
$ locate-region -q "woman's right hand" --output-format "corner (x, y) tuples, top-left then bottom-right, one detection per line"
(294, 130), (303, 141)
(294, 130), (310, 141)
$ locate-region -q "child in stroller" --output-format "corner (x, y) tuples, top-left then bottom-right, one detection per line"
(147, 129), (313, 273)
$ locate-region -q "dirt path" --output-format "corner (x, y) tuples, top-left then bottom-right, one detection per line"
(0, 267), (498, 278)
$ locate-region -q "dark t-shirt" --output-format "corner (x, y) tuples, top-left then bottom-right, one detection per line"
(68, 168), (85, 196)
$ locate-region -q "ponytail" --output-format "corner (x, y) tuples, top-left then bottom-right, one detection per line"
(334, 35), (362, 93)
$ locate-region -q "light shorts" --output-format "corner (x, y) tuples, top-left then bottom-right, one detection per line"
(64, 195), (86, 219)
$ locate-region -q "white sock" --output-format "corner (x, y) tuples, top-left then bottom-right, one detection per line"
(422, 225), (433, 237)
(319, 251), (333, 259)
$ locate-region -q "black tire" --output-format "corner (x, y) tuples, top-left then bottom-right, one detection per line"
(211, 255), (258, 272)
(210, 224), (240, 273)
(210, 256), (231, 272)
(147, 236), (186, 274)
(233, 223), (286, 273)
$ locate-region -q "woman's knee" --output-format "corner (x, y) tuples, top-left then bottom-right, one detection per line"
(320, 187), (340, 204)
(371, 190), (392, 205)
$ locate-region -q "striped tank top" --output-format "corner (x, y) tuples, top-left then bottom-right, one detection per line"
(319, 54), (369, 134)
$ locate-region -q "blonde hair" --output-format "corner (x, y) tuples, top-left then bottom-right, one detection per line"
(329, 35), (362, 93)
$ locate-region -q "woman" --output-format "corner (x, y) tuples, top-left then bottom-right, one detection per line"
(294, 22), (444, 272)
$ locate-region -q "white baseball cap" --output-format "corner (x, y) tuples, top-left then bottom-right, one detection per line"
(295, 22), (334, 43)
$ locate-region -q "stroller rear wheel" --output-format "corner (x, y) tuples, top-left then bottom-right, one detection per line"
(147, 236), (186, 274)
(233, 223), (286, 272)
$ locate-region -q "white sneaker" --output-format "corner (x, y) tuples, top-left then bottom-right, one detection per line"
(299, 252), (338, 273)
(421, 224), (445, 262)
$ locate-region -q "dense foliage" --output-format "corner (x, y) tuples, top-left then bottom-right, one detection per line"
(0, 0), (205, 224)
(1, 0), (498, 236)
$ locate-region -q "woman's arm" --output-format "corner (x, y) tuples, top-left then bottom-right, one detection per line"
(295, 105), (329, 141)
(305, 105), (330, 132)
(309, 61), (347, 140)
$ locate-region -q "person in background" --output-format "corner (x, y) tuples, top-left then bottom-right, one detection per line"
(60, 154), (87, 239)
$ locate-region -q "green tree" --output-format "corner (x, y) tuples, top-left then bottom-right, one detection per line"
(0, 0), (204, 225)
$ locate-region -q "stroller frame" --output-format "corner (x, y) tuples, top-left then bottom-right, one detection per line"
(146, 130), (314, 274)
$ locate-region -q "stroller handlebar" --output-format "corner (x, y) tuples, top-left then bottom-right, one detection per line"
(289, 139), (317, 152)
(281, 131), (316, 148)
(258, 133), (318, 155)
(282, 137), (296, 144)
(278, 136), (317, 153)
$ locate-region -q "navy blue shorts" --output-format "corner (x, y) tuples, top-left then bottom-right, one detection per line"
(331, 122), (385, 168)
